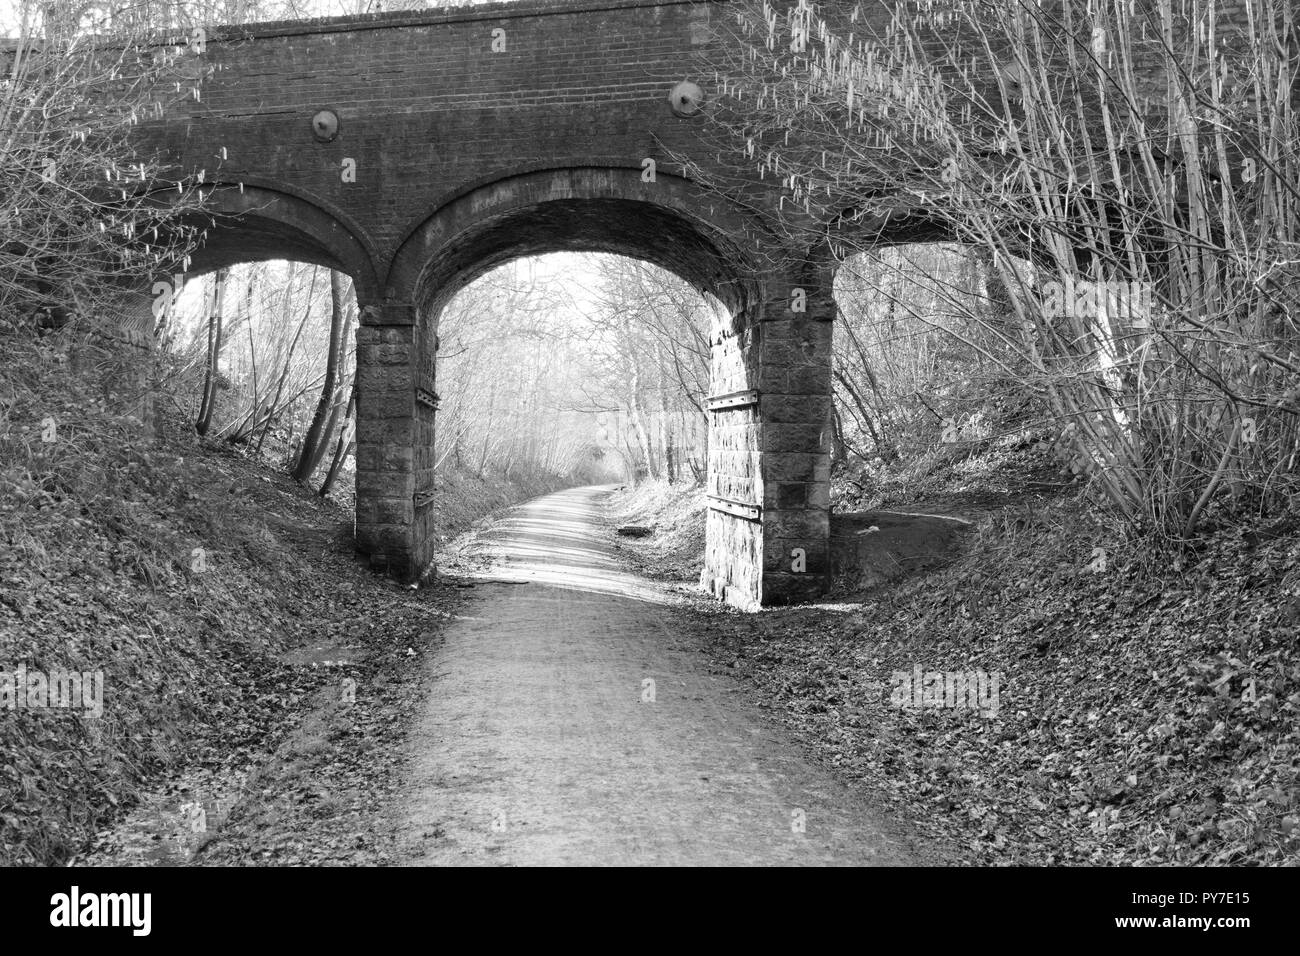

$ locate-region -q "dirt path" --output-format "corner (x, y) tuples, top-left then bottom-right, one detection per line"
(396, 486), (915, 866)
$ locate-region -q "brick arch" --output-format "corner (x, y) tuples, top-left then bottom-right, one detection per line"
(354, 165), (832, 609)
(136, 0), (841, 608)
(178, 183), (381, 303)
(386, 166), (772, 317)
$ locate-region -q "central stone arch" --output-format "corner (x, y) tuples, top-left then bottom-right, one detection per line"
(390, 166), (760, 314)
(352, 165), (832, 609)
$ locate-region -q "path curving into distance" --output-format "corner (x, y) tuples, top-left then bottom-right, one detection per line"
(397, 486), (914, 866)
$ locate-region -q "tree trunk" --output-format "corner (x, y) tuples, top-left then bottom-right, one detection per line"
(319, 434), (354, 499)
(293, 270), (346, 482)
(256, 265), (319, 454)
(195, 267), (228, 436)
(308, 298), (355, 477)
(319, 376), (357, 498)
(830, 405), (849, 469)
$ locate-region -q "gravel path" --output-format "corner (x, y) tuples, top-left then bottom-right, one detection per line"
(397, 486), (914, 866)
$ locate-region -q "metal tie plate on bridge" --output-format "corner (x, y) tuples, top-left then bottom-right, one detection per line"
(707, 495), (761, 521)
(705, 389), (759, 412)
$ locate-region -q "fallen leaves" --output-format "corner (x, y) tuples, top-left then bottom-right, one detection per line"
(2, 384), (464, 865)
(633, 486), (1300, 865)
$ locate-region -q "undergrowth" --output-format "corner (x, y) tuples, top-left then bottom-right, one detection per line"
(615, 450), (1300, 864)
(0, 314), (560, 864)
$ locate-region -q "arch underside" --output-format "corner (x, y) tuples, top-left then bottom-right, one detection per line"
(417, 196), (754, 317)
(168, 185), (381, 302)
(390, 168), (773, 321)
(186, 214), (345, 274)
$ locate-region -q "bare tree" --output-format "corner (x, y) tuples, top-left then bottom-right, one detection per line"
(194, 267), (228, 436)
(292, 269), (347, 482)
(677, 0), (1299, 536)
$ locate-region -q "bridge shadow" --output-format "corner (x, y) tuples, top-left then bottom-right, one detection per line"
(449, 486), (684, 607)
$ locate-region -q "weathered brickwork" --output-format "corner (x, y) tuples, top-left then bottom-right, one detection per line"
(754, 272), (835, 605)
(138, 0), (841, 608)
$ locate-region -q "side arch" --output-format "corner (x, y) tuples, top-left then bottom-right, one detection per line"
(176, 183), (382, 303)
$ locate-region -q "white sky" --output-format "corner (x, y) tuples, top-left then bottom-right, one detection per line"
(170, 252), (616, 329)
(0, 0), (512, 34)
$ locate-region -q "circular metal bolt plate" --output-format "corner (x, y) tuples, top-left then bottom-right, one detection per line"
(669, 81), (704, 118)
(311, 109), (340, 142)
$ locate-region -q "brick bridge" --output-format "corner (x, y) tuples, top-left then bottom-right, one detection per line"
(136, 0), (873, 610)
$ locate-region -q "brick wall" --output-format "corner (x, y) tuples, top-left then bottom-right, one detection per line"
(140, 0), (723, 260)
(137, 0), (837, 607)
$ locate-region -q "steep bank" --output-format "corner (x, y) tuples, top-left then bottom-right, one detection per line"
(0, 320), (562, 865)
